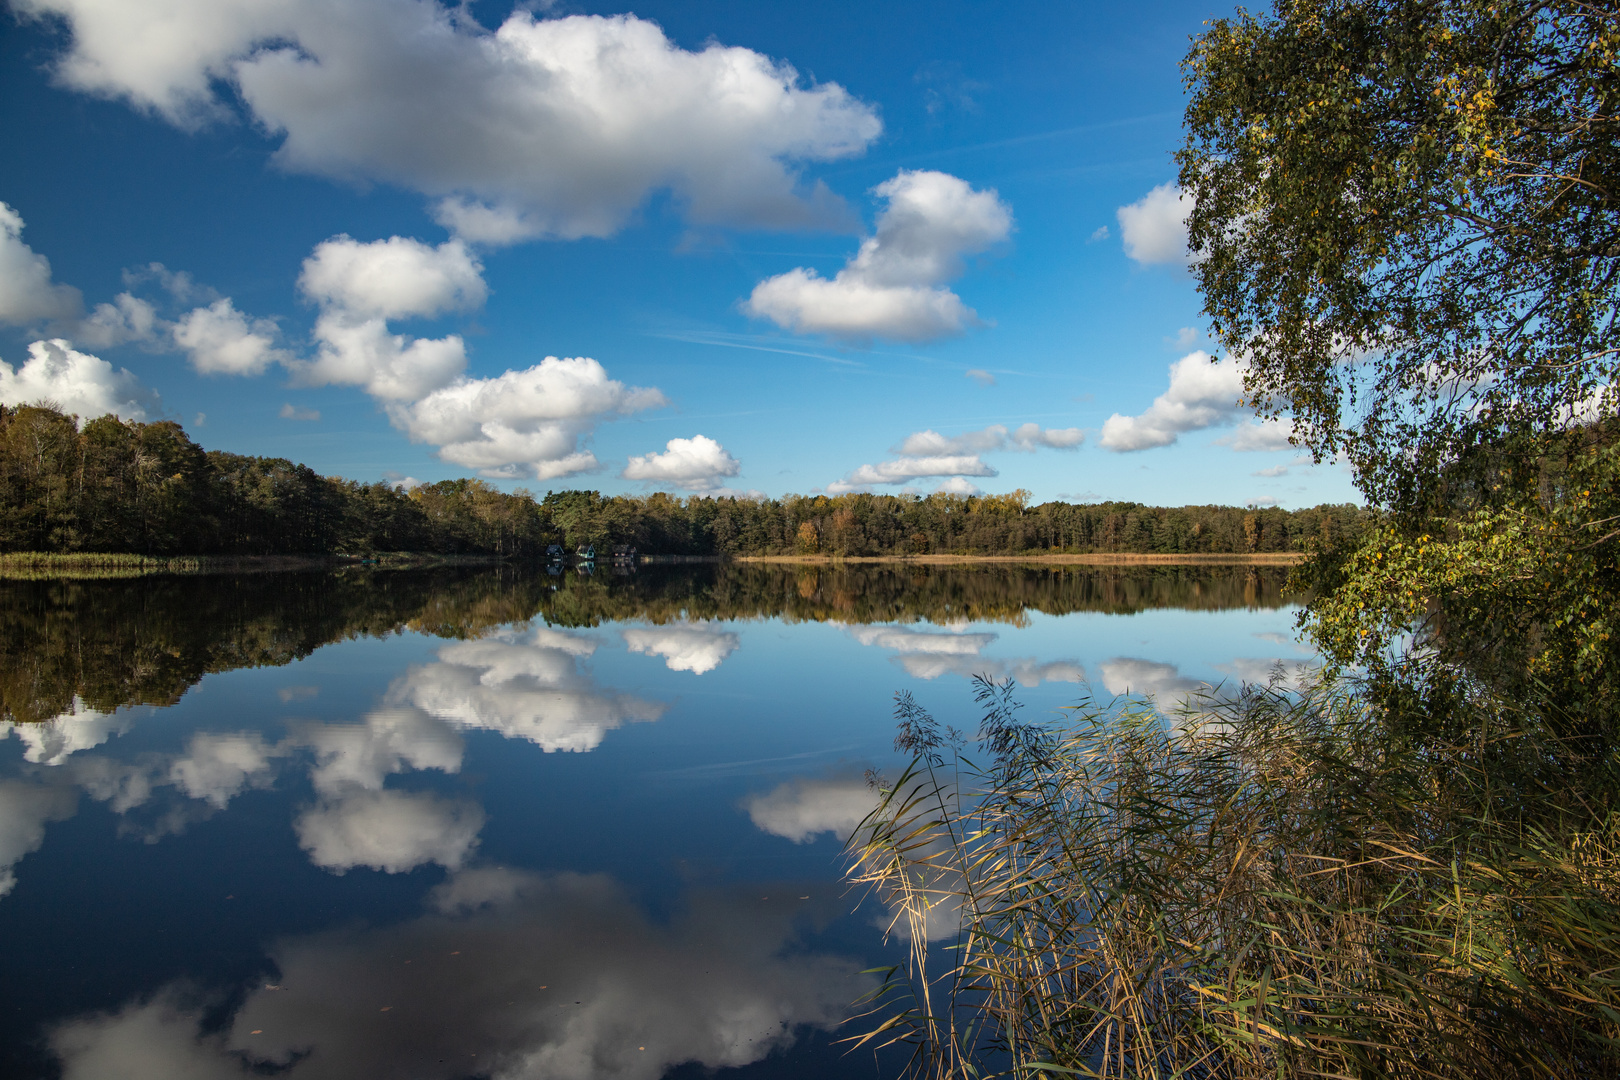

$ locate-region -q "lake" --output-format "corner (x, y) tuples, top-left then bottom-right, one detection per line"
(0, 562), (1311, 1080)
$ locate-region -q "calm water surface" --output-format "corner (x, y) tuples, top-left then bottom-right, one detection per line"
(0, 563), (1311, 1080)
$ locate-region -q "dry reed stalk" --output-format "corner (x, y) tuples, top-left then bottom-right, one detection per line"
(845, 675), (1620, 1080)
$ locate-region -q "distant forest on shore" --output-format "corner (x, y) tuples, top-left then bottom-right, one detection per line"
(0, 404), (1365, 558)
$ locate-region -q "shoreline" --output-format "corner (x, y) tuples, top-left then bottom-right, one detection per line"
(732, 552), (1304, 565)
(1, 549), (1304, 579)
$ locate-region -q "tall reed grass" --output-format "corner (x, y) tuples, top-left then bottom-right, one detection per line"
(0, 552), (203, 579)
(845, 675), (1620, 1079)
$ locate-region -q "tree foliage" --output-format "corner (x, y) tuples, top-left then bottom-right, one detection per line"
(1183, 0), (1619, 508)
(0, 404), (1363, 560)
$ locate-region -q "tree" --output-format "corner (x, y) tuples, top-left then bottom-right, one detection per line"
(1184, 0), (1617, 502)
(1183, 0), (1620, 704)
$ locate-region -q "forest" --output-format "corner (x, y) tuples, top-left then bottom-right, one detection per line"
(0, 403), (1361, 559)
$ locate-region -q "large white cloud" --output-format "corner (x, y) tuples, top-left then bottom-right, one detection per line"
(0, 339), (161, 422)
(388, 356), (666, 480)
(621, 435), (740, 492)
(286, 234), (666, 478)
(1099, 350), (1246, 452)
(18, 2), (881, 239)
(622, 623), (740, 675)
(398, 628), (667, 752)
(0, 201), (83, 325)
(1117, 182), (1194, 267)
(47, 868), (866, 1080)
(746, 170), (1012, 343)
(172, 298), (289, 376)
(298, 235), (486, 320)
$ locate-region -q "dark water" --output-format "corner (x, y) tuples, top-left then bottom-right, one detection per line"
(0, 562), (1309, 1080)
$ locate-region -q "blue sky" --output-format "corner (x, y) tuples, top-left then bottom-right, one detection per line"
(0, 0), (1357, 507)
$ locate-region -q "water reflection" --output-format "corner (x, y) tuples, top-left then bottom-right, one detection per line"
(845, 624), (1088, 686)
(401, 628), (667, 751)
(0, 561), (1307, 1079)
(48, 869), (867, 1080)
(1, 562), (1290, 726)
(623, 623), (740, 674)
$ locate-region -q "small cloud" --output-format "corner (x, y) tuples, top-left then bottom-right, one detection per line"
(277, 685), (319, 703)
(933, 476), (981, 495)
(1246, 496), (1279, 508)
(964, 368), (995, 387)
(193, 413), (206, 428)
(1218, 418), (1296, 452)
(1088, 225), (1110, 243)
(745, 170), (1013, 344)
(1251, 465), (1288, 478)
(280, 403), (321, 422)
(1099, 351), (1243, 452)
(1168, 327), (1198, 350)
(622, 434), (742, 493)
(1117, 183), (1194, 267)
(384, 474), (423, 491)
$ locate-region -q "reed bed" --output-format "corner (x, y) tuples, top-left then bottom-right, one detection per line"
(845, 676), (1620, 1079)
(0, 552), (204, 578)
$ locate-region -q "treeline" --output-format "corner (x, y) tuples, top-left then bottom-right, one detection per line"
(0, 404), (1365, 557)
(1, 562), (1288, 724)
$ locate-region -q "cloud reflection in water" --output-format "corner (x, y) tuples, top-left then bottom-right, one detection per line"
(48, 868), (867, 1080)
(622, 622), (740, 674)
(400, 628), (666, 752)
(845, 624), (1087, 687)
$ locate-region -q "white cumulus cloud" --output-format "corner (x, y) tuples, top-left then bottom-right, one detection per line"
(622, 434), (740, 492)
(75, 292), (159, 349)
(746, 169), (1011, 343)
(18, 3), (881, 239)
(0, 201), (83, 325)
(299, 235), (486, 320)
(389, 356), (666, 480)
(0, 339), (161, 422)
(1099, 351), (1246, 452)
(172, 297), (289, 375)
(1117, 182), (1194, 267)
